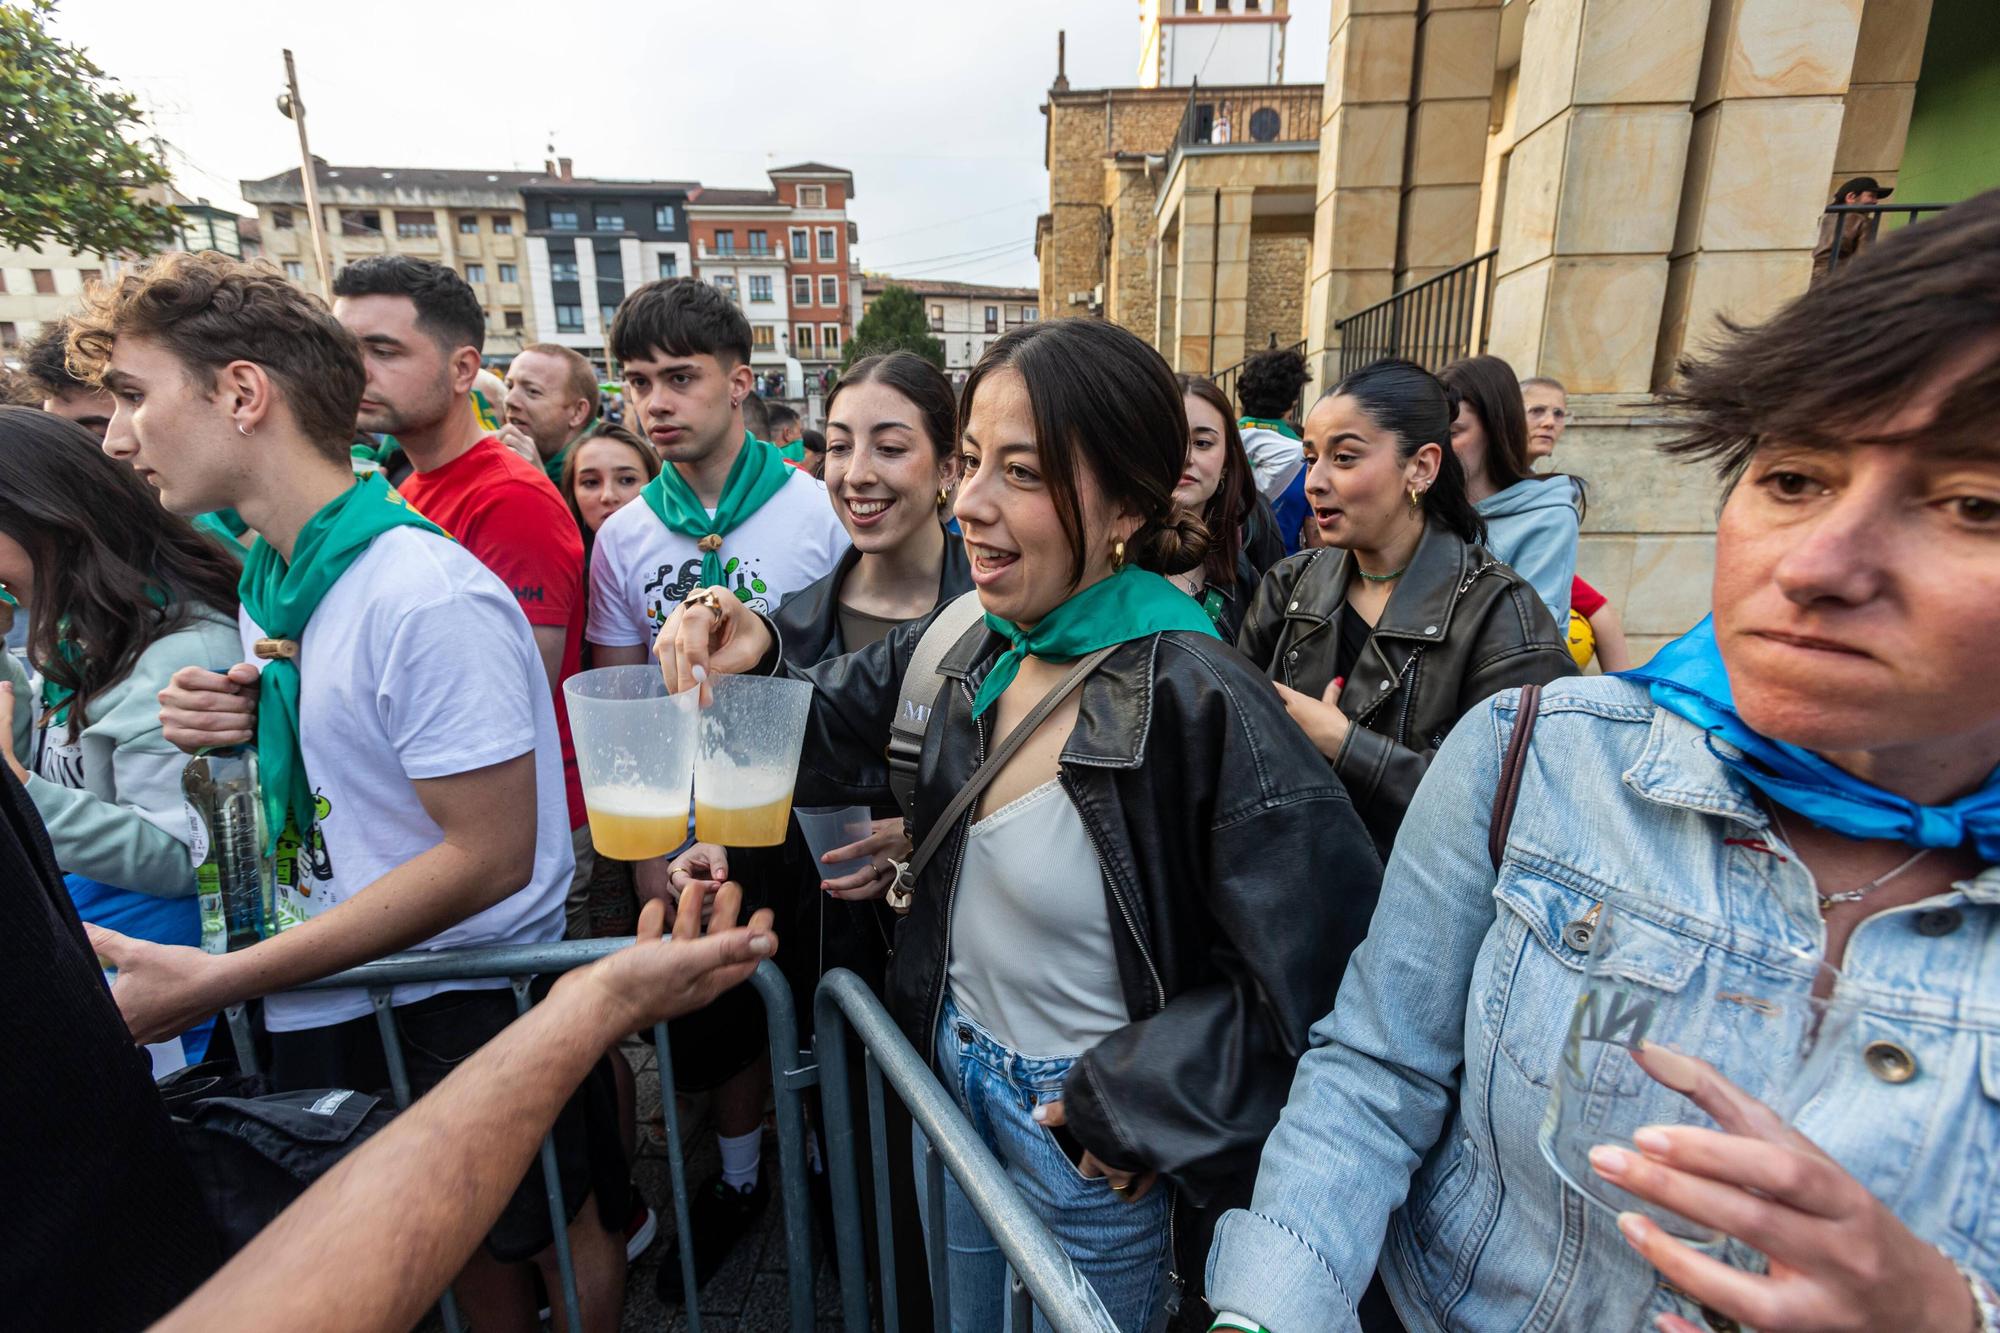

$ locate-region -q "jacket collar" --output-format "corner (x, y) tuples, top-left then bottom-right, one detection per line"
(1282, 523), (1475, 637)
(777, 529), (974, 662)
(936, 609), (1159, 770)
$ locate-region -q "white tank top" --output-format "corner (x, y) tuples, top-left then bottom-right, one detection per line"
(946, 780), (1126, 1059)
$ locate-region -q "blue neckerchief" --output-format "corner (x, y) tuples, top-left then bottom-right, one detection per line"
(1623, 616), (2000, 859)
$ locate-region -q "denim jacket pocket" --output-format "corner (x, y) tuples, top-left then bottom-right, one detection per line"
(1947, 1030), (2000, 1270)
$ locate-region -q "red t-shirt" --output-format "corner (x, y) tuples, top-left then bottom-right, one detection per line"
(399, 437), (587, 829)
(1570, 574), (1607, 620)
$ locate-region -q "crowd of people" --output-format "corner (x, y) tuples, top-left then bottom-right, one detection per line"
(6, 187), (1997, 1333)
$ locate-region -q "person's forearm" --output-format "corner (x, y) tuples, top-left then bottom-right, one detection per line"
(531, 624), (567, 692)
(207, 839), (525, 1010)
(154, 972), (620, 1333)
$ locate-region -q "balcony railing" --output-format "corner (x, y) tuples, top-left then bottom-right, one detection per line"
(1172, 79), (1321, 155)
(1817, 201), (1949, 280)
(1213, 336), (1309, 421)
(1335, 249), (1497, 377)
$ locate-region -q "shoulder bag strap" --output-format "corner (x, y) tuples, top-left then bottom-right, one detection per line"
(886, 643), (1118, 914)
(1487, 682), (1543, 871)
(886, 591), (987, 821)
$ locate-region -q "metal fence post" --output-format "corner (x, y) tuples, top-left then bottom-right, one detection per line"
(750, 962), (817, 1333)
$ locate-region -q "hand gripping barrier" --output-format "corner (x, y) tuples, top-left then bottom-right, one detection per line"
(813, 967), (1122, 1333)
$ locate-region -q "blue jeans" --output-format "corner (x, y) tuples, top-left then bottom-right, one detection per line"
(917, 993), (1171, 1333)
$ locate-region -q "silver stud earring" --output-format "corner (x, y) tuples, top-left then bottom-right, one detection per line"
(238, 422), (253, 437)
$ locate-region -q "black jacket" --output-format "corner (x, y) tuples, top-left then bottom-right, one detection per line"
(1238, 521), (1576, 852)
(772, 537), (975, 664)
(762, 614), (1381, 1206)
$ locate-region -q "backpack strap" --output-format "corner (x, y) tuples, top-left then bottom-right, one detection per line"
(1488, 683), (1543, 871)
(886, 591), (986, 822)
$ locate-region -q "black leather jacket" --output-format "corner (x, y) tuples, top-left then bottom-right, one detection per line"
(761, 615), (1381, 1206)
(1238, 521), (1576, 852)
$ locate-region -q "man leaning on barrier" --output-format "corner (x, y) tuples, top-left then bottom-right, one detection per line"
(151, 887), (775, 1333)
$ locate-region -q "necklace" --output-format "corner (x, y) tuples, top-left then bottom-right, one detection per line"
(1356, 564), (1406, 583)
(1769, 806), (1934, 916)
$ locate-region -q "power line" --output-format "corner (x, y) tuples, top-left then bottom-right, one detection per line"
(866, 234), (1034, 270)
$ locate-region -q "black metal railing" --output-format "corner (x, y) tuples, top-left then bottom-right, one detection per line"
(1213, 334), (1309, 421)
(1817, 201), (1950, 280)
(1172, 78), (1322, 155)
(1335, 249), (1497, 377)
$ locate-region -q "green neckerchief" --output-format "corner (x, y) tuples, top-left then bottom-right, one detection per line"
(542, 419), (599, 486)
(776, 439), (806, 465)
(639, 433), (791, 590)
(1239, 416), (1302, 441)
(238, 474), (446, 851)
(193, 510), (250, 554)
(970, 566), (1220, 718)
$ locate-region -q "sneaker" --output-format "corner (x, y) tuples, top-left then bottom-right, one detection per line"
(626, 1199), (659, 1263)
(654, 1173), (770, 1304)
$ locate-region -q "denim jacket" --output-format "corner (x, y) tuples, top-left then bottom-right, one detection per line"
(1206, 675), (2000, 1331)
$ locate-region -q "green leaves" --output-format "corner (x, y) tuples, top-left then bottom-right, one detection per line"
(0, 1), (177, 256)
(842, 284), (946, 372)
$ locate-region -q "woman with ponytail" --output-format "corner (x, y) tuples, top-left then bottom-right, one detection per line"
(1239, 358), (1575, 854)
(656, 318), (1380, 1331)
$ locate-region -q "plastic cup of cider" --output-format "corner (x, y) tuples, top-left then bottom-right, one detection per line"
(563, 666), (699, 861)
(695, 674), (813, 847)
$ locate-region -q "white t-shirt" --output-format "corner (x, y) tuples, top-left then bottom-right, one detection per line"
(1240, 422), (1305, 503)
(241, 526), (570, 1032)
(586, 466), (850, 649)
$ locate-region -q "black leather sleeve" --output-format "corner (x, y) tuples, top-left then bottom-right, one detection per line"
(1234, 552), (1309, 676)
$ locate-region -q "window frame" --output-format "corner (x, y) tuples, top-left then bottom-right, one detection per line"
(555, 303), (584, 332)
(819, 274), (839, 307)
(497, 263), (519, 284)
(816, 227), (837, 260)
(464, 263), (486, 284)
(456, 215), (480, 235)
(394, 211), (438, 239)
(594, 205), (626, 232)
(794, 323), (815, 351)
(654, 203), (677, 231)
(748, 274), (773, 303)
(752, 324), (776, 349)
(820, 323), (841, 354)
(283, 261), (305, 281)
(551, 256), (580, 283)
(491, 216), (514, 234)
(793, 275), (813, 306)
(797, 184), (826, 208)
(271, 208), (295, 230)
(789, 227), (809, 260)
(548, 206), (580, 231)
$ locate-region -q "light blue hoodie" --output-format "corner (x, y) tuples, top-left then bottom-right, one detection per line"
(1475, 475), (1580, 624)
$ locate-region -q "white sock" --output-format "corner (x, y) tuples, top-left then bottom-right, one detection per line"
(719, 1129), (762, 1192)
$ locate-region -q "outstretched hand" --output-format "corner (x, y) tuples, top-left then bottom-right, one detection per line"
(576, 872), (776, 1037)
(655, 588), (772, 704)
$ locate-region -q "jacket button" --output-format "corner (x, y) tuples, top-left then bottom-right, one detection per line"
(957, 1024), (973, 1044)
(1700, 1307), (1740, 1333)
(1378, 679), (1392, 691)
(1562, 919), (1596, 952)
(1423, 625), (1438, 636)
(1915, 908), (1962, 937)
(1863, 1040), (1917, 1084)
(1288, 601), (1299, 611)
(1287, 650), (1299, 663)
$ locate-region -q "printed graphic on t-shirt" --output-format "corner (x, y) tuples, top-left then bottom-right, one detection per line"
(642, 552), (776, 629)
(32, 731), (84, 790)
(273, 788), (336, 930)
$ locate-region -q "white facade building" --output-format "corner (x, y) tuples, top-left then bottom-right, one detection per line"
(860, 276), (1040, 376)
(1138, 0), (1289, 89)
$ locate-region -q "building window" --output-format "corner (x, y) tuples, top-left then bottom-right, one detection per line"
(272, 208), (294, 230)
(817, 227), (837, 260)
(748, 229), (769, 256)
(789, 227), (808, 260)
(498, 263), (518, 283)
(748, 274), (773, 303)
(31, 269), (54, 294)
(820, 275), (839, 307)
(284, 261), (305, 280)
(79, 269), (101, 288)
(395, 211), (437, 239)
(340, 210), (382, 237)
(492, 216), (514, 234)
(595, 247), (623, 280)
(654, 204), (676, 231)
(798, 185), (826, 208)
(713, 275), (738, 302)
(457, 215), (480, 235)
(821, 324), (841, 354)
(552, 257), (579, 282)
(795, 324), (815, 351)
(657, 252), (678, 278)
(556, 304), (584, 332)
(601, 303), (620, 329)
(752, 324), (775, 349)
(1023, 306), (1039, 322)
(0, 322), (15, 348)
(464, 263), (486, 284)
(714, 230), (735, 255)
(549, 206), (579, 231)
(793, 275), (813, 306)
(929, 304), (943, 330)
(595, 206), (625, 231)
(984, 306), (999, 333)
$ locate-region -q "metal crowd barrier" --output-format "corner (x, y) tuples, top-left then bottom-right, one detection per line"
(222, 943), (814, 1333)
(814, 967), (1122, 1333)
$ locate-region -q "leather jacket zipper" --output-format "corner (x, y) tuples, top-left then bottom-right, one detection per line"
(1061, 771), (1167, 1012)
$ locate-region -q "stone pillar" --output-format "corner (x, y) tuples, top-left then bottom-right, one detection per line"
(1212, 186), (1257, 372)
(1834, 0), (1929, 190)
(1485, 0), (1709, 393)
(1399, 0), (1502, 288)
(1654, 0), (1864, 384)
(1304, 0), (1417, 386)
(1172, 188), (1217, 372)
(1155, 225), (1180, 362)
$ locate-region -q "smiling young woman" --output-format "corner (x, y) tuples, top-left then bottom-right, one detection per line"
(657, 317), (1381, 1331)
(1207, 191), (2000, 1333)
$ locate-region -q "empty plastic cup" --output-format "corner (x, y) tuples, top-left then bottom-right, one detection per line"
(564, 666), (698, 861)
(695, 674), (813, 847)
(795, 806), (873, 879)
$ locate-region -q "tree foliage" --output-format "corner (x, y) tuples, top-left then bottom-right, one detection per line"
(0, 1), (177, 256)
(842, 283), (945, 372)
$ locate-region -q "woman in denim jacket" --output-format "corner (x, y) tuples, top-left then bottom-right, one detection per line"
(1206, 192), (2000, 1333)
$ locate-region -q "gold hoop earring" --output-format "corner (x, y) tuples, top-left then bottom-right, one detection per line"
(1408, 486), (1423, 515)
(1111, 538), (1127, 573)
(936, 487), (951, 513)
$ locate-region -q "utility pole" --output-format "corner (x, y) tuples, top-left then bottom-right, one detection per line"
(278, 49), (333, 297)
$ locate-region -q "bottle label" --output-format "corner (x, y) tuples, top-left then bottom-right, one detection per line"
(184, 800), (210, 869)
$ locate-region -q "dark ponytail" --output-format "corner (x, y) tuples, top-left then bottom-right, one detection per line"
(1327, 358), (1485, 546)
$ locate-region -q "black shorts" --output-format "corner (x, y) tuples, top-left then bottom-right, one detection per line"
(664, 977), (769, 1092)
(268, 983), (625, 1262)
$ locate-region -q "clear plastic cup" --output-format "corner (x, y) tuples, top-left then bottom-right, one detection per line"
(695, 674), (813, 847)
(795, 805), (873, 879)
(563, 666), (698, 861)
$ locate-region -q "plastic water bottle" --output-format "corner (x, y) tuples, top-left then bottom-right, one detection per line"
(182, 747), (276, 953)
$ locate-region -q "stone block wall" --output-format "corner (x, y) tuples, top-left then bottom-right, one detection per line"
(1246, 228), (1311, 352)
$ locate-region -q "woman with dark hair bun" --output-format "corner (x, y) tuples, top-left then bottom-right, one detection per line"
(657, 318), (1379, 1331)
(1238, 358), (1575, 853)
(0, 406), (244, 1062)
(1441, 353), (1584, 624)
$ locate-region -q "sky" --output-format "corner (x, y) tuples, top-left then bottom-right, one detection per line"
(50, 0), (1330, 289)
